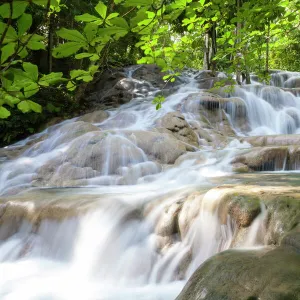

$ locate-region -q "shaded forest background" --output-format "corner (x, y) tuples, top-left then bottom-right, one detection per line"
(0, 0), (300, 145)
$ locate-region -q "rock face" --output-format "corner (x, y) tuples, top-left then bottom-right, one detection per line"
(157, 112), (199, 150)
(232, 142), (300, 172)
(232, 146), (288, 171)
(78, 110), (109, 123)
(284, 77), (300, 88)
(176, 245), (300, 300)
(85, 64), (183, 108)
(125, 130), (188, 164)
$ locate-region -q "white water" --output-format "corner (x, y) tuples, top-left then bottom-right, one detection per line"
(0, 69), (300, 299)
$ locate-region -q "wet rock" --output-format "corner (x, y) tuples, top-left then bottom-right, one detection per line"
(157, 112), (199, 150)
(232, 146), (288, 171)
(78, 110), (109, 123)
(178, 192), (204, 238)
(125, 130), (187, 164)
(155, 200), (183, 237)
(49, 121), (101, 149)
(227, 194), (261, 227)
(176, 246), (300, 300)
(284, 77), (300, 88)
(241, 134), (300, 147)
(232, 162), (250, 173)
(197, 77), (235, 89)
(174, 152), (207, 166)
(35, 131), (147, 186)
(208, 185), (300, 246)
(132, 64), (183, 89)
(182, 92), (246, 136)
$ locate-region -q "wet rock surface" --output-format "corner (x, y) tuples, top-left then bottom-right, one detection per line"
(176, 246), (300, 300)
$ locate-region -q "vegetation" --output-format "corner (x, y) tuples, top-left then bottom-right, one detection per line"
(0, 0), (300, 145)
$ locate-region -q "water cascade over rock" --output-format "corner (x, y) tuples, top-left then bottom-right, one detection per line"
(0, 66), (299, 300)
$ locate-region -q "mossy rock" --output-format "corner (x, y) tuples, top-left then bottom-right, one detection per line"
(176, 246), (300, 300)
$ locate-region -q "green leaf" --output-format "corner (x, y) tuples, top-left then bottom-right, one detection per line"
(3, 26), (18, 43)
(56, 28), (87, 43)
(70, 69), (87, 79)
(75, 53), (94, 59)
(67, 81), (76, 91)
(27, 40), (46, 50)
(107, 13), (119, 20)
(23, 62), (38, 81)
(18, 47), (28, 58)
(95, 1), (107, 19)
(124, 0), (152, 7)
(18, 100), (42, 113)
(39, 72), (64, 86)
(53, 42), (85, 58)
(75, 13), (100, 23)
(0, 106), (11, 119)
(84, 23), (98, 42)
(98, 26), (128, 37)
(32, 0), (58, 7)
(18, 13), (32, 36)
(24, 82), (39, 97)
(1, 42), (16, 64)
(0, 1), (28, 19)
(110, 17), (129, 29)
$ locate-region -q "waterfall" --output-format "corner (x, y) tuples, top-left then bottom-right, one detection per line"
(0, 68), (300, 299)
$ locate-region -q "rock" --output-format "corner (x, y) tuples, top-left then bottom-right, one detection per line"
(155, 200), (183, 237)
(178, 192), (204, 238)
(176, 246), (300, 300)
(182, 92), (247, 136)
(227, 194), (261, 227)
(49, 121), (101, 149)
(232, 146), (288, 171)
(284, 77), (300, 88)
(125, 130), (187, 164)
(34, 131), (148, 186)
(241, 134), (300, 147)
(197, 77), (235, 89)
(132, 64), (183, 89)
(78, 110), (109, 123)
(232, 162), (250, 173)
(206, 185), (300, 246)
(86, 70), (135, 106)
(157, 112), (199, 150)
(175, 152), (207, 166)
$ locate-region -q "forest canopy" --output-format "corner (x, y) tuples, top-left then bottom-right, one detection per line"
(0, 0), (300, 143)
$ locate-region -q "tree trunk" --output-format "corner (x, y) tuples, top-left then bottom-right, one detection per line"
(265, 21), (270, 75)
(210, 24), (217, 75)
(235, 0), (242, 84)
(203, 32), (210, 70)
(48, 14), (54, 73)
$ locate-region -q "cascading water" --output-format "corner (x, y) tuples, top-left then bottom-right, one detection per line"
(0, 67), (300, 299)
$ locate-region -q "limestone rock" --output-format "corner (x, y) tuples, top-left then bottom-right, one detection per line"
(125, 130), (187, 164)
(176, 246), (300, 300)
(284, 77), (300, 88)
(232, 146), (288, 171)
(157, 112), (199, 150)
(78, 110), (109, 123)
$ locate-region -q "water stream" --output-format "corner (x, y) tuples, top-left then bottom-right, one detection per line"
(0, 69), (300, 299)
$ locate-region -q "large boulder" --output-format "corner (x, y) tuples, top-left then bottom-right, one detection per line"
(231, 146), (288, 171)
(284, 76), (300, 88)
(157, 112), (199, 150)
(132, 64), (183, 89)
(125, 130), (187, 164)
(78, 110), (109, 123)
(176, 245), (300, 300)
(241, 134), (300, 147)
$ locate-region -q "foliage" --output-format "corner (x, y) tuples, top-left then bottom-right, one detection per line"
(1, 0), (300, 141)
